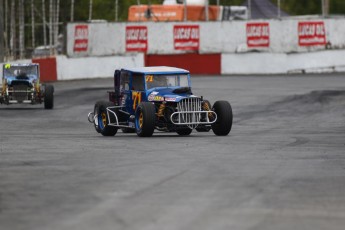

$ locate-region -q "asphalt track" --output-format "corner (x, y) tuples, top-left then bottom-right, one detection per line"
(1, 74), (345, 230)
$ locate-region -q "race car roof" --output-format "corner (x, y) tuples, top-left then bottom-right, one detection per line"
(3, 63), (39, 67)
(122, 66), (190, 75)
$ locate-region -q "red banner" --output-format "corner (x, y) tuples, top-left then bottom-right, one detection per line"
(174, 25), (199, 51)
(298, 21), (326, 46)
(246, 22), (270, 48)
(126, 26), (148, 52)
(73, 25), (88, 52)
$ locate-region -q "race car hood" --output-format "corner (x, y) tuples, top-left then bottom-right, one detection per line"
(147, 87), (198, 102)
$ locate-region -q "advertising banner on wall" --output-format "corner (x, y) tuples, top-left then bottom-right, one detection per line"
(298, 21), (326, 46)
(126, 26), (148, 52)
(246, 22), (270, 47)
(174, 25), (199, 51)
(73, 25), (89, 52)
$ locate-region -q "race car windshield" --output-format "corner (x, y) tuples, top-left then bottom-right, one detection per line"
(146, 74), (189, 89)
(3, 65), (38, 79)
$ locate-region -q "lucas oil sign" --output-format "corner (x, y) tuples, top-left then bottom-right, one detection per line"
(173, 25), (199, 51)
(246, 22), (270, 48)
(298, 21), (326, 46)
(126, 26), (148, 52)
(73, 25), (88, 52)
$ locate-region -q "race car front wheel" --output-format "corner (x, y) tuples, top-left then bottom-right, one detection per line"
(211, 101), (233, 136)
(135, 102), (155, 137)
(44, 84), (54, 109)
(95, 101), (118, 136)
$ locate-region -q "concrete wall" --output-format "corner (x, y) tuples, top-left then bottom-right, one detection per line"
(67, 18), (345, 57)
(221, 49), (345, 74)
(56, 53), (144, 80)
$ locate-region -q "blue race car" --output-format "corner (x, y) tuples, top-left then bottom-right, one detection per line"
(88, 66), (232, 137)
(1, 63), (54, 109)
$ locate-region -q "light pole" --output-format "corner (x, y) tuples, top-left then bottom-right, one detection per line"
(322, 0), (329, 17)
(248, 0), (251, 19)
(0, 0), (4, 62)
(277, 0), (281, 18)
(10, 0), (15, 58)
(31, 0), (35, 49)
(115, 0), (118, 22)
(49, 0), (53, 55)
(42, 0), (47, 46)
(71, 0), (74, 22)
(205, 0), (209, 21)
(184, 0), (187, 21)
(19, 0), (24, 59)
(89, 0), (93, 21)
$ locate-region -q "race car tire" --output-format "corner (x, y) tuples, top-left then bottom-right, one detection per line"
(211, 101), (233, 136)
(96, 101), (118, 136)
(44, 84), (54, 109)
(93, 101), (104, 133)
(176, 128), (193, 136)
(135, 102), (155, 137)
(196, 100), (212, 132)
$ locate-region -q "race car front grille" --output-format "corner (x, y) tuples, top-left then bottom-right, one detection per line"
(171, 97), (217, 129)
(12, 85), (30, 102)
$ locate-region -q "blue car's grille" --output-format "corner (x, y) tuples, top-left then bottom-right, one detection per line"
(170, 97), (215, 129)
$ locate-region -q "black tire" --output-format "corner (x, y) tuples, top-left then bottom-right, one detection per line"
(44, 84), (54, 109)
(96, 101), (118, 136)
(135, 102), (156, 137)
(211, 101), (233, 136)
(93, 101), (103, 133)
(176, 128), (193, 136)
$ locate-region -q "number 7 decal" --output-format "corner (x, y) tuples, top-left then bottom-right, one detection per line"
(132, 91), (142, 110)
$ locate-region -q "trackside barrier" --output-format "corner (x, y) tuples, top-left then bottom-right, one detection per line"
(55, 54), (144, 80)
(3, 50), (345, 81)
(145, 53), (221, 75)
(32, 57), (58, 82)
(67, 19), (345, 57)
(221, 49), (345, 74)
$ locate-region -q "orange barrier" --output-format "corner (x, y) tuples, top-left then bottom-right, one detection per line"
(145, 53), (221, 75)
(128, 5), (220, 22)
(32, 57), (57, 82)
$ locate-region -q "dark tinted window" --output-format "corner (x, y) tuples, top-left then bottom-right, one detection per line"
(132, 73), (144, 91)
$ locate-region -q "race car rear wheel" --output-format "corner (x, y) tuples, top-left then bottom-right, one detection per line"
(211, 101), (233, 136)
(44, 84), (54, 109)
(176, 128), (193, 136)
(96, 101), (118, 136)
(135, 102), (155, 137)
